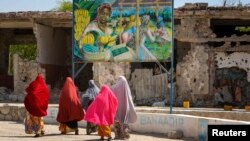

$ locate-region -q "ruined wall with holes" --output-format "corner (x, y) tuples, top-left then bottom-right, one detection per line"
(176, 46), (209, 104)
(215, 52), (250, 81)
(174, 3), (250, 107)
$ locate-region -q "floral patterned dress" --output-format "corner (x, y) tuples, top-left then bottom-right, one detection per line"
(24, 112), (44, 136)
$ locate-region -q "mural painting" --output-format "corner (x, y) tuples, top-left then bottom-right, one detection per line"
(73, 0), (172, 62)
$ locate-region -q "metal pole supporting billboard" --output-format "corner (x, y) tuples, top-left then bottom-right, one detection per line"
(169, 0), (174, 114)
(72, 1), (75, 80)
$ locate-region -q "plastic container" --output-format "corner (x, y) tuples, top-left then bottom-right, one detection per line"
(183, 100), (190, 108)
(224, 105), (233, 111)
(245, 106), (250, 111)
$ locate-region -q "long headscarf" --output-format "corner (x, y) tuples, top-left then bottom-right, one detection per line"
(81, 80), (100, 110)
(24, 74), (49, 117)
(57, 77), (84, 123)
(111, 76), (137, 124)
(84, 85), (118, 126)
(86, 80), (100, 100)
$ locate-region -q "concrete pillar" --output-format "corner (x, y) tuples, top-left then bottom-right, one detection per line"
(35, 23), (69, 66)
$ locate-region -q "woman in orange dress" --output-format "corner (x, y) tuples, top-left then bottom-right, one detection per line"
(56, 77), (84, 135)
(24, 74), (49, 137)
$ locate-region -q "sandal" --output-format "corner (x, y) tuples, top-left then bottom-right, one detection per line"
(100, 136), (105, 140)
(107, 136), (112, 141)
(41, 131), (45, 136)
(75, 129), (79, 135)
(34, 134), (41, 137)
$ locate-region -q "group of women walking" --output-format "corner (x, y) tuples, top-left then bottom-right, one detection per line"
(23, 74), (137, 140)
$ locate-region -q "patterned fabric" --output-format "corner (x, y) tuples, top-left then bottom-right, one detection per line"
(114, 121), (130, 139)
(59, 123), (77, 134)
(57, 77), (84, 123)
(24, 112), (44, 135)
(24, 74), (49, 117)
(84, 85), (118, 126)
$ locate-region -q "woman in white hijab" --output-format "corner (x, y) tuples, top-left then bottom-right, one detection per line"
(111, 76), (137, 139)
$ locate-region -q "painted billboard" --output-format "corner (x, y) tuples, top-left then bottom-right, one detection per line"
(73, 0), (172, 62)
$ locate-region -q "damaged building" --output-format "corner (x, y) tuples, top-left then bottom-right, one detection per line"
(0, 3), (249, 108)
(0, 11), (168, 105)
(174, 3), (250, 107)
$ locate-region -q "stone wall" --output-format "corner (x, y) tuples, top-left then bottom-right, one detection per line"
(92, 62), (131, 86)
(0, 104), (26, 121)
(13, 54), (45, 95)
(0, 54), (61, 104)
(174, 18), (214, 40)
(176, 45), (209, 106)
(0, 87), (24, 102)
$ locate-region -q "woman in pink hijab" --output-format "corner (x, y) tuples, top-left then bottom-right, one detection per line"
(56, 77), (84, 135)
(84, 85), (118, 141)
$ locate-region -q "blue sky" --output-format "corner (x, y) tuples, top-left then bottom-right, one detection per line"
(0, 0), (60, 12)
(0, 0), (249, 12)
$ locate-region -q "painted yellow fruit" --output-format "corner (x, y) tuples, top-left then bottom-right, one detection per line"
(107, 35), (117, 46)
(81, 33), (94, 46)
(98, 36), (110, 45)
(74, 9), (91, 43)
(74, 32), (81, 41)
(107, 40), (116, 46)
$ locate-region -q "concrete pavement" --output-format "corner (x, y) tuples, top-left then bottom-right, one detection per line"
(0, 121), (194, 141)
(1, 103), (250, 140)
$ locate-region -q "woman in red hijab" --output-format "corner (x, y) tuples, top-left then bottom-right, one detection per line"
(57, 77), (84, 135)
(24, 74), (49, 137)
